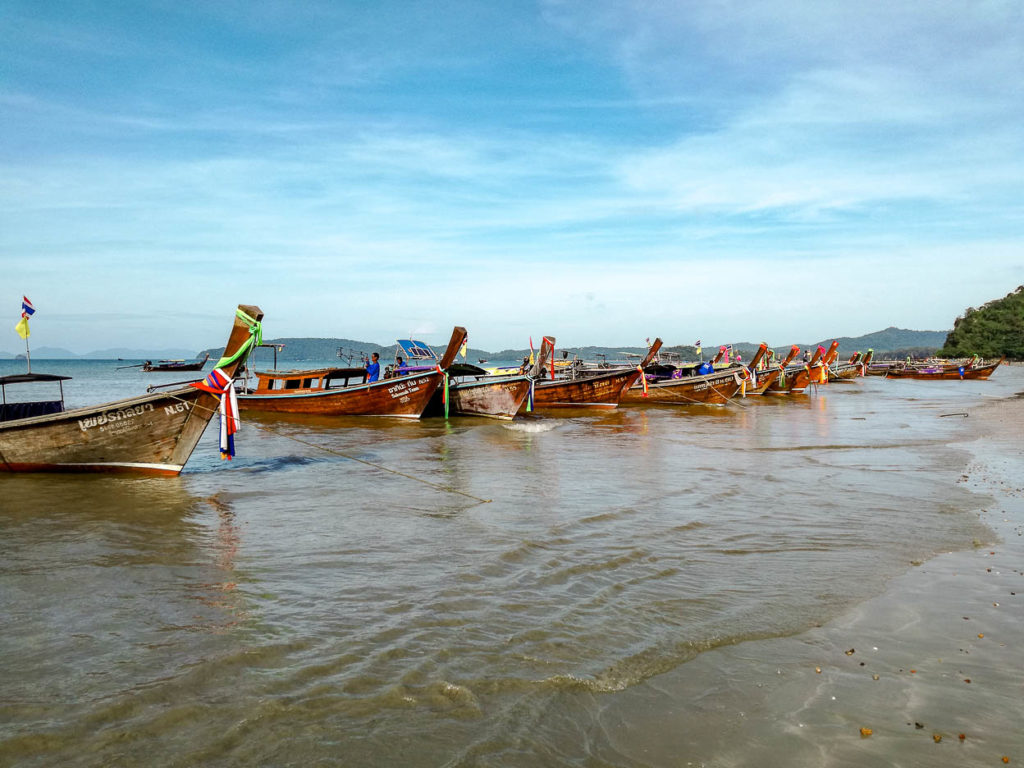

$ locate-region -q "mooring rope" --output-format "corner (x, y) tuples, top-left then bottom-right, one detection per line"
(250, 423), (492, 505)
(156, 389), (492, 505)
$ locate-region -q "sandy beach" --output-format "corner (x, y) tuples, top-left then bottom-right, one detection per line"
(594, 386), (1024, 767)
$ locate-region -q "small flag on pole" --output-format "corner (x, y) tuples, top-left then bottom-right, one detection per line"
(15, 296), (34, 339)
(460, 336), (467, 360)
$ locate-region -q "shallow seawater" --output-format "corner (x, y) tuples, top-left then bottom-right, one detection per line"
(1, 360), (1020, 766)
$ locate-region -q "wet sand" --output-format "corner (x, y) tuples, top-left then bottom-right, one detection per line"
(596, 390), (1024, 767)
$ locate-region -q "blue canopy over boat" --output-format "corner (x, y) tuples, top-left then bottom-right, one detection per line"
(396, 339), (439, 362)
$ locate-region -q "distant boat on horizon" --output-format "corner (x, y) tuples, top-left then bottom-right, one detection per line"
(141, 353), (210, 372)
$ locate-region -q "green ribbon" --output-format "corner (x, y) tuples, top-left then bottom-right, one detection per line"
(443, 371), (450, 419)
(214, 308), (263, 370)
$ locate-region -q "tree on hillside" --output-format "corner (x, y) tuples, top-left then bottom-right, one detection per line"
(939, 286), (1024, 359)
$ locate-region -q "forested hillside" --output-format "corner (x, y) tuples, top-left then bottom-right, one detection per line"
(939, 286), (1024, 358)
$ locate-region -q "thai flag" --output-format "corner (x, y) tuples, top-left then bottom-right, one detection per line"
(21, 296), (35, 317)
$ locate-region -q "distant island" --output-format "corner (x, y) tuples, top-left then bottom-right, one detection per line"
(186, 327), (952, 365)
(2, 327), (956, 363)
(0, 346), (203, 361)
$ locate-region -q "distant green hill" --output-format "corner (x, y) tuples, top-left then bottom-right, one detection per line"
(723, 329), (948, 360)
(808, 327), (949, 359)
(939, 286), (1024, 359)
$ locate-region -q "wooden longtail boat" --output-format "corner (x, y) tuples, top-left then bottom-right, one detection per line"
(746, 345), (800, 395)
(0, 305), (263, 475)
(830, 349), (872, 381)
(764, 341), (836, 395)
(236, 327), (467, 418)
(883, 356), (1004, 380)
(142, 353), (210, 372)
(738, 343), (769, 395)
(530, 338), (663, 409)
(766, 364), (810, 394)
(440, 372), (532, 419)
(422, 340), (552, 419)
(621, 360), (746, 405)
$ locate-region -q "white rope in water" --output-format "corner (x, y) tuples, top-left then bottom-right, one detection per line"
(250, 423), (493, 506)
(159, 389), (492, 505)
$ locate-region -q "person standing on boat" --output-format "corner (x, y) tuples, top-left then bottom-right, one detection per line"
(365, 353), (381, 383)
(387, 356), (408, 379)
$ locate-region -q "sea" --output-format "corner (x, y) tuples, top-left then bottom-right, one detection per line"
(2, 358), (1022, 767)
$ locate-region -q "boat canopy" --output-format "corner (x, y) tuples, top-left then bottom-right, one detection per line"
(447, 363), (489, 377)
(248, 366), (370, 392)
(0, 373), (70, 422)
(396, 339), (439, 362)
(0, 373), (72, 385)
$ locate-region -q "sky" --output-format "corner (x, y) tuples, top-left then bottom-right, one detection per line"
(2, 0), (1022, 354)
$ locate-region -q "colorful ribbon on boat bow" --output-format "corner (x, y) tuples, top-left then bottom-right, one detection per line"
(636, 365), (648, 397)
(741, 366), (756, 397)
(436, 365), (449, 418)
(213, 309), (262, 370)
(190, 368), (240, 460)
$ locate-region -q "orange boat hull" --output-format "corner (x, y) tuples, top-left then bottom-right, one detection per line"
(531, 368), (641, 409)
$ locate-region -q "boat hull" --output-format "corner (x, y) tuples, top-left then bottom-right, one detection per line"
(884, 360), (1002, 380)
(428, 376), (531, 420)
(531, 368), (641, 409)
(829, 363), (864, 380)
(237, 372), (442, 418)
(765, 364), (825, 394)
(0, 386), (223, 475)
(745, 365), (784, 395)
(621, 368), (743, 405)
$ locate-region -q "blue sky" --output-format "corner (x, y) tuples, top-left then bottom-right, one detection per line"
(3, 0), (1022, 354)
